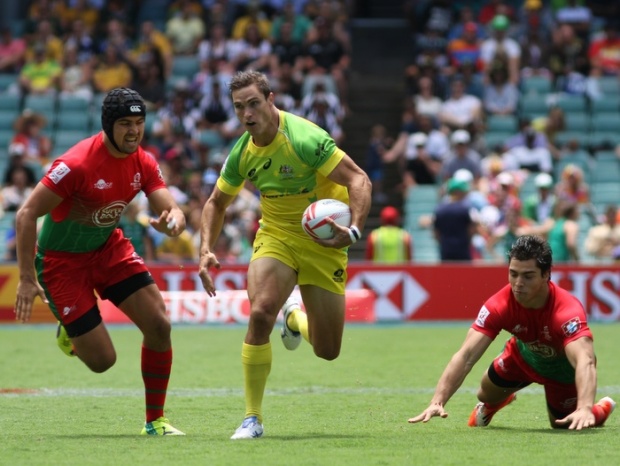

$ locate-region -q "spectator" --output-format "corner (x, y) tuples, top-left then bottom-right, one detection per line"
(365, 206), (412, 263)
(448, 6), (484, 41)
(64, 18), (98, 66)
(522, 172), (556, 225)
(502, 127), (553, 173)
(487, 171), (522, 227)
(131, 62), (166, 112)
(0, 26), (26, 73)
(519, 27), (552, 80)
(438, 78), (483, 131)
(59, 43), (94, 102)
(197, 21), (237, 78)
(165, 0), (206, 55)
(478, 0), (516, 26)
(447, 21), (483, 73)
(483, 65), (519, 115)
(547, 201), (581, 263)
(131, 20), (174, 79)
(156, 216), (197, 264)
(269, 20), (306, 80)
(231, 1), (272, 40)
(92, 45), (133, 94)
(270, 0), (313, 44)
(18, 42), (62, 96)
(230, 22), (273, 73)
(584, 204), (620, 260)
(303, 15), (350, 107)
(555, 0), (592, 37)
(25, 19), (64, 64)
(365, 124), (392, 204)
(412, 76), (443, 121)
(303, 94), (344, 145)
(11, 110), (53, 167)
(2, 143), (38, 186)
(57, 0), (100, 33)
(400, 132), (442, 189)
(555, 163), (590, 205)
(588, 21), (620, 76)
(532, 107), (566, 162)
(480, 14), (521, 85)
(97, 18), (132, 56)
(440, 130), (482, 182)
(433, 177), (478, 262)
(505, 118), (548, 150)
(1, 166), (34, 212)
(300, 81), (344, 123)
(548, 23), (589, 81)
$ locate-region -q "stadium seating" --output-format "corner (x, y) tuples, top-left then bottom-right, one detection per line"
(0, 93), (20, 111)
(590, 96), (620, 114)
(521, 76), (553, 95)
(171, 56), (200, 80)
(55, 111), (92, 133)
(486, 115), (518, 133)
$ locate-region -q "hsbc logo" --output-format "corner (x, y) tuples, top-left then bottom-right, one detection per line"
(129, 105), (142, 112)
(347, 271), (428, 320)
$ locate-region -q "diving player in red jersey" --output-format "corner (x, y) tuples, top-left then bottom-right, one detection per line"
(409, 235), (615, 430)
(14, 88), (186, 436)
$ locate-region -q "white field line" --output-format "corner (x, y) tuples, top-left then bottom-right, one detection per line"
(2, 386), (620, 398)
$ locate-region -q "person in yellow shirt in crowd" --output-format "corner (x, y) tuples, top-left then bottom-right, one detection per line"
(18, 43), (62, 95)
(92, 45), (133, 94)
(365, 206), (412, 263)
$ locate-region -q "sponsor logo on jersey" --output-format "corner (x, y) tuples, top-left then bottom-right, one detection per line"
(130, 105), (142, 112)
(561, 317), (581, 337)
(131, 173), (141, 190)
(279, 165), (294, 179)
(475, 305), (490, 327)
(92, 201), (127, 227)
(94, 179), (113, 190)
(511, 324), (527, 334)
(49, 162), (71, 184)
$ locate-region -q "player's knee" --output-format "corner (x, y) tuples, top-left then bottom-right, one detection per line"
(85, 351), (116, 373)
(313, 345), (340, 361)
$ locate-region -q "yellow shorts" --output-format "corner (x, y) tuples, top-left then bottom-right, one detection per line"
(251, 227), (348, 295)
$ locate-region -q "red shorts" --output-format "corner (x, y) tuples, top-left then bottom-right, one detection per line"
(35, 229), (150, 325)
(491, 337), (577, 416)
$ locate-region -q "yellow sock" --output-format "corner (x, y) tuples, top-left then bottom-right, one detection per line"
(241, 342), (272, 423)
(287, 309), (310, 343)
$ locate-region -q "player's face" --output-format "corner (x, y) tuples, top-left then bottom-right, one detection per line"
(508, 259), (549, 308)
(231, 84), (276, 143)
(112, 116), (145, 154)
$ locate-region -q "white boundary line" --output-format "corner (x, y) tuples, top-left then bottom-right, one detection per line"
(3, 386), (620, 398)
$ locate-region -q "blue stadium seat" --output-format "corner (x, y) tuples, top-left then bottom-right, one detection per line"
(58, 95), (91, 112)
(23, 94), (57, 114)
(486, 115), (518, 133)
(56, 111), (92, 132)
(519, 94), (548, 116)
(591, 113), (620, 133)
(521, 76), (553, 95)
(555, 95), (587, 114)
(0, 93), (20, 111)
(598, 76), (620, 95)
(0, 74), (18, 93)
(590, 96), (620, 114)
(171, 56), (200, 79)
(563, 112), (590, 132)
(591, 159), (620, 183)
(0, 109), (18, 130)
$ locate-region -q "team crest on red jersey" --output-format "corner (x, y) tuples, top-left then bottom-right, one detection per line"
(561, 317), (581, 337)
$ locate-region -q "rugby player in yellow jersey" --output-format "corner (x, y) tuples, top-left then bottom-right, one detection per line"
(198, 71), (372, 439)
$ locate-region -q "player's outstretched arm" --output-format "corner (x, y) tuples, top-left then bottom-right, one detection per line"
(147, 189), (186, 236)
(14, 183), (62, 322)
(408, 329), (493, 424)
(198, 187), (235, 297)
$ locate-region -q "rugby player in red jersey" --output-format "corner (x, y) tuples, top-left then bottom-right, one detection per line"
(14, 88), (186, 435)
(409, 235), (615, 430)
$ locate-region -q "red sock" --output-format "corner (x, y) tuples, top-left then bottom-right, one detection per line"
(592, 404), (607, 426)
(141, 345), (172, 423)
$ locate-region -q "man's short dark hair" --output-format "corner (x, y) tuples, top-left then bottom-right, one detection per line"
(508, 235), (552, 277)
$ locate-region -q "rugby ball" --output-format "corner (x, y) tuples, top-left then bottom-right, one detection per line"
(302, 199), (351, 239)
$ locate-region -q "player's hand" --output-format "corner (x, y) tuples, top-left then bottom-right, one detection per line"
(198, 252), (220, 297)
(312, 217), (355, 249)
(14, 277), (49, 323)
(408, 403), (449, 424)
(150, 209), (185, 236)
(555, 407), (596, 430)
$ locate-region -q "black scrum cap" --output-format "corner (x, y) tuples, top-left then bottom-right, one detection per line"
(101, 88), (146, 151)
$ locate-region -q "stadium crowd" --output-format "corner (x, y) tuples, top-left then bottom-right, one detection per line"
(375, 0), (620, 264)
(1, 0), (619, 264)
(0, 0), (352, 262)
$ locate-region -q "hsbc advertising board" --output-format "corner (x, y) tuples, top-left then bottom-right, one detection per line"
(146, 264), (620, 322)
(2, 264), (620, 323)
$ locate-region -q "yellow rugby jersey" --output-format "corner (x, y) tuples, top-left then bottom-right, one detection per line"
(217, 110), (349, 240)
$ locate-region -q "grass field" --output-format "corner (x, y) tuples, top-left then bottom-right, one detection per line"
(1, 322), (619, 466)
